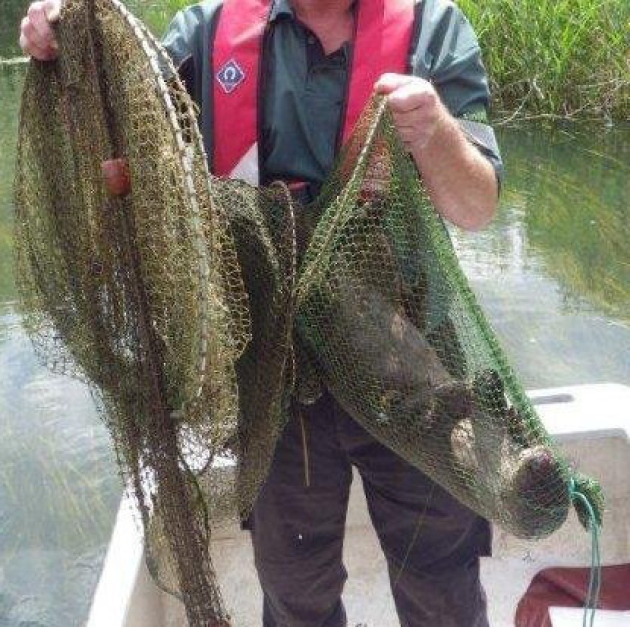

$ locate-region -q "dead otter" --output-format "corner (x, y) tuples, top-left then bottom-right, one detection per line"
(296, 199), (570, 539)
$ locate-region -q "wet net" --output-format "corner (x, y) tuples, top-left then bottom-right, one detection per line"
(14, 0), (603, 625)
(14, 0), (253, 622)
(295, 97), (604, 539)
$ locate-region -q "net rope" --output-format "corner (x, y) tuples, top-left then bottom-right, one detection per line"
(14, 1), (604, 624)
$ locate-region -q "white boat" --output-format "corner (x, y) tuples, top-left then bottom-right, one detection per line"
(87, 383), (630, 627)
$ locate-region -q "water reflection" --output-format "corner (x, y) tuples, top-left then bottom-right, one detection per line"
(510, 125), (628, 323)
(0, 66), (119, 626)
(0, 59), (629, 625)
(0, 308), (119, 627)
(452, 123), (629, 388)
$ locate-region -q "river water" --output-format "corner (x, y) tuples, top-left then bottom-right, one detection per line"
(1, 49), (629, 627)
(0, 67), (120, 626)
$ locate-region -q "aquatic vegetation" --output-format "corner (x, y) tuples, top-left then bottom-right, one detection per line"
(458, 0), (630, 121)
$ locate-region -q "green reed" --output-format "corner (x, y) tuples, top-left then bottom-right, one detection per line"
(126, 0), (194, 35)
(458, 0), (629, 121)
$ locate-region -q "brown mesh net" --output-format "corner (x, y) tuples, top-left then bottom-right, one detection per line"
(15, 0), (252, 622)
(14, 1), (603, 625)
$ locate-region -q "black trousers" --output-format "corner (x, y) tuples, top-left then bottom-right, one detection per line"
(248, 391), (491, 627)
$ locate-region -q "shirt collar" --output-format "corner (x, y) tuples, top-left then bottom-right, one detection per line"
(269, 0), (295, 22)
(269, 0), (359, 25)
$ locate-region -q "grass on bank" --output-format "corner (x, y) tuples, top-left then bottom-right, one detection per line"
(127, 0), (192, 34)
(87, 0), (630, 122)
(458, 0), (629, 121)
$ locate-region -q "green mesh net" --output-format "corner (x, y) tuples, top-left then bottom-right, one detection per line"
(14, 1), (603, 625)
(295, 96), (605, 539)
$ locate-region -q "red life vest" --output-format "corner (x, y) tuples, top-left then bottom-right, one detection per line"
(212, 0), (414, 184)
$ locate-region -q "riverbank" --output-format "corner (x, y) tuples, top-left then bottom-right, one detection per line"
(458, 0), (629, 122)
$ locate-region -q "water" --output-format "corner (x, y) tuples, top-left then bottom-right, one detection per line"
(0, 63), (629, 626)
(453, 123), (630, 388)
(0, 67), (120, 626)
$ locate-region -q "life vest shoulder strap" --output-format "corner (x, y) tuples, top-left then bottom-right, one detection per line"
(343, 0), (414, 144)
(212, 0), (414, 183)
(212, 0), (271, 182)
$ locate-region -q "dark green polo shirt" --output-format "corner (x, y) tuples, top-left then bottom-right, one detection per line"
(162, 0), (503, 193)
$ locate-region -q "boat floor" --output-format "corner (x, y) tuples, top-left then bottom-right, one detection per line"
(90, 384), (630, 627)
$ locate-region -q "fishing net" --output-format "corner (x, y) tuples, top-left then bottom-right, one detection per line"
(14, 0), (255, 622)
(295, 96), (604, 539)
(14, 0), (603, 625)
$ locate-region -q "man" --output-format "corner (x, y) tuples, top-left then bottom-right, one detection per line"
(20, 0), (502, 624)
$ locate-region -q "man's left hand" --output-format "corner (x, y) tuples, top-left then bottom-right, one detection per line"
(374, 73), (448, 153)
(374, 73), (498, 231)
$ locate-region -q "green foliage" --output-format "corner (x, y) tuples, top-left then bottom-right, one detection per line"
(126, 0), (196, 35)
(457, 0), (630, 120)
(0, 0), (31, 57)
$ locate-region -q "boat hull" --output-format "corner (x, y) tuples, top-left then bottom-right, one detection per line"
(88, 384), (630, 627)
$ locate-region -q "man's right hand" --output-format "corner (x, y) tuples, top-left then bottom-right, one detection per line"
(19, 0), (62, 61)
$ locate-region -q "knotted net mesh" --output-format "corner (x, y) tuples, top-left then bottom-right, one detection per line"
(14, 0), (603, 625)
(296, 96), (596, 539)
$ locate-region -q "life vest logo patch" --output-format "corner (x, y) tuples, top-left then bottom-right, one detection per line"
(216, 59), (245, 94)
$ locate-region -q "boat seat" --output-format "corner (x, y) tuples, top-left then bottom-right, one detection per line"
(514, 564), (630, 626)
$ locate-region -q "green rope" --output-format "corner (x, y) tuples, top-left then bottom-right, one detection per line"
(569, 478), (602, 627)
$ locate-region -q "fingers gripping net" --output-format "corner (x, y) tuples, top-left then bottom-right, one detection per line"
(296, 97), (603, 540)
